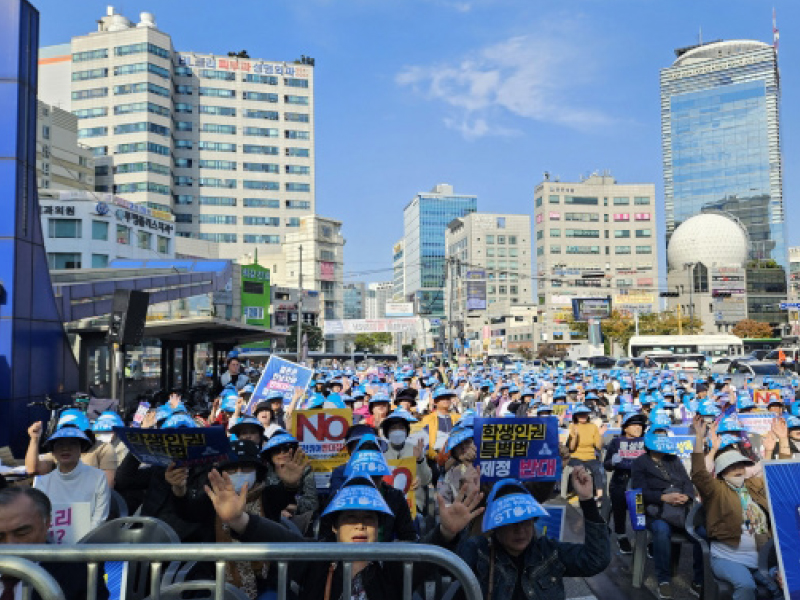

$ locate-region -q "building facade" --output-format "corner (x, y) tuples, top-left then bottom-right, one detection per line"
(38, 7), (315, 261)
(366, 282), (394, 319)
(40, 189), (175, 270)
(343, 282), (366, 320)
(36, 101), (94, 192)
(661, 39), (787, 325)
(444, 213), (533, 343)
(392, 239), (405, 302)
(402, 184), (477, 319)
(533, 173), (659, 345)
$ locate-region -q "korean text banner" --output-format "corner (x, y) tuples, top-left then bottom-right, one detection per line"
(249, 355), (313, 410)
(535, 505), (565, 541)
(738, 413), (776, 435)
(113, 426), (235, 468)
(625, 489), (646, 531)
(763, 460), (800, 600)
(473, 417), (562, 482)
(49, 503), (91, 544)
(385, 457), (418, 518)
(290, 408), (352, 489)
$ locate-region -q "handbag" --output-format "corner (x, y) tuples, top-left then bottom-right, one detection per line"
(649, 460), (692, 528)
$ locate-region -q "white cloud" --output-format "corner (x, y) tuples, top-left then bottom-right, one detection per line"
(396, 27), (615, 139)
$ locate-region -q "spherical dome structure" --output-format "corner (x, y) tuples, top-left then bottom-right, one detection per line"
(668, 213), (748, 270)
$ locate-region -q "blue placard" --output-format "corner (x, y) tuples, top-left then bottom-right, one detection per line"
(248, 355), (313, 411)
(473, 417), (562, 482)
(626, 488), (646, 531)
(113, 426), (235, 468)
(671, 435), (695, 459)
(763, 460), (800, 600)
(535, 505), (566, 541)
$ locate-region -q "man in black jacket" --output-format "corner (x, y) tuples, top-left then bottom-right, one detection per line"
(0, 487), (108, 600)
(631, 432), (703, 599)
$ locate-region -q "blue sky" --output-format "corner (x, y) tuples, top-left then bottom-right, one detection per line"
(35, 0), (800, 286)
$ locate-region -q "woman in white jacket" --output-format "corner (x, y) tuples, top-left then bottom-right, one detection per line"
(380, 409), (432, 516)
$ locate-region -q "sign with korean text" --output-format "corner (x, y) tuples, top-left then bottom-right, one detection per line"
(625, 489), (646, 531)
(465, 271), (487, 311)
(48, 503), (91, 544)
(290, 408), (352, 489)
(473, 417), (562, 483)
(762, 460), (800, 600)
(249, 356), (313, 410)
(240, 263), (271, 329)
(535, 504), (566, 541)
(738, 413), (776, 436)
(114, 426), (235, 468)
(385, 457), (418, 518)
(755, 390), (783, 405)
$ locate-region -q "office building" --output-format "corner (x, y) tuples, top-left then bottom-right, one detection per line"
(402, 184), (477, 319)
(444, 213), (533, 343)
(38, 6), (315, 261)
(661, 39), (787, 325)
(343, 282), (366, 320)
(366, 282), (394, 319)
(36, 101), (95, 192)
(533, 173), (659, 346)
(40, 189), (175, 270)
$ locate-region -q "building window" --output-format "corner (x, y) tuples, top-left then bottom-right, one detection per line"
(197, 232), (238, 243)
(48, 219), (81, 239)
(244, 162), (279, 173)
(284, 95), (309, 105)
(613, 197), (630, 205)
(565, 196), (598, 205)
(615, 246), (631, 254)
(549, 195), (559, 204)
(47, 252), (82, 270)
(634, 197), (651, 205)
(536, 230), (543, 240)
(199, 87), (235, 98)
(566, 245), (600, 254)
(285, 165), (310, 175)
(284, 130), (310, 140)
(497, 235), (506, 244)
(117, 225), (130, 245)
(91, 254), (108, 268)
(243, 234), (280, 244)
(550, 229), (561, 238)
(486, 248), (495, 258)
(286, 200), (311, 209)
(157, 236), (170, 253)
(636, 245), (652, 254)
(634, 213), (651, 221)
(198, 142), (237, 152)
(244, 127), (279, 137)
(243, 145), (279, 155)
(199, 196), (237, 206)
(175, 214), (192, 223)
(244, 198), (279, 208)
(78, 126), (108, 138)
(201, 123), (236, 135)
(91, 220), (108, 241)
(286, 147), (310, 157)
(72, 68), (108, 81)
(245, 109), (280, 120)
(614, 230), (631, 238)
(635, 229), (652, 238)
(613, 213), (630, 221)
(486, 235), (494, 244)
(244, 216), (279, 226)
(551, 245), (561, 254)
(138, 231), (152, 250)
(244, 74), (279, 85)
(286, 183), (310, 192)
(244, 180), (279, 191)
(286, 218), (301, 227)
(198, 215), (237, 225)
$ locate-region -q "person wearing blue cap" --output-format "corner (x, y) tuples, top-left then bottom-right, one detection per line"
(436, 427), (479, 506)
(33, 426), (110, 538)
(204, 468), (482, 600)
(604, 410), (646, 554)
(631, 430), (702, 598)
(380, 410), (431, 515)
(260, 431), (318, 530)
(454, 466), (609, 600)
(419, 389), (461, 461)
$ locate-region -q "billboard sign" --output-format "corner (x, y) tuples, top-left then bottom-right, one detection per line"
(323, 318), (421, 335)
(240, 263), (271, 328)
(385, 302), (414, 318)
(465, 270), (487, 311)
(711, 265), (747, 324)
(571, 297), (612, 321)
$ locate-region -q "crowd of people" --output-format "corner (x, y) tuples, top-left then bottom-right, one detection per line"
(0, 357), (798, 600)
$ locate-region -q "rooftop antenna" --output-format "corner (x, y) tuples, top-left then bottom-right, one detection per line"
(699, 26), (703, 45)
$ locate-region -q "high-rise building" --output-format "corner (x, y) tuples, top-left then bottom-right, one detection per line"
(38, 7), (315, 261)
(444, 213), (533, 342)
(533, 173), (659, 346)
(36, 101), (95, 192)
(343, 282), (366, 320)
(661, 39), (787, 325)
(365, 282), (393, 319)
(402, 184), (477, 319)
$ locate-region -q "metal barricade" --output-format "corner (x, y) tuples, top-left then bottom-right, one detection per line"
(0, 543), (482, 600)
(0, 556), (66, 600)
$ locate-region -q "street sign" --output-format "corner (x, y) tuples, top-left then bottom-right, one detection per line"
(780, 303), (800, 310)
(429, 318), (441, 326)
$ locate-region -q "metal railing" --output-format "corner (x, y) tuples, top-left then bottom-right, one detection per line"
(0, 543), (482, 600)
(0, 556), (65, 600)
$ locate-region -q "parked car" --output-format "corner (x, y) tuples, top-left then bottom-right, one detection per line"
(764, 348), (800, 372)
(615, 357), (645, 370)
(729, 360), (781, 376)
(747, 349), (771, 361)
(586, 355), (617, 368)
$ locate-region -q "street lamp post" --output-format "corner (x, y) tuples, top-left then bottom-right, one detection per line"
(685, 262), (696, 334)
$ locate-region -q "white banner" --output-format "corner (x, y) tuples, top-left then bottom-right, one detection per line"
(385, 302), (414, 317)
(324, 318), (421, 335)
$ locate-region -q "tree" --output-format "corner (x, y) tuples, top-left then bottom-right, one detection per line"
(732, 319), (774, 339)
(354, 332), (393, 353)
(285, 323), (324, 352)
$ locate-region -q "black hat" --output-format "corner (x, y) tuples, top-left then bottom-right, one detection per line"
(395, 388), (418, 406)
(217, 440), (266, 478)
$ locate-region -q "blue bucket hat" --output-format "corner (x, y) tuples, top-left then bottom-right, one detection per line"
(220, 387), (240, 413)
(162, 413), (197, 429)
(229, 415), (265, 437)
(697, 401), (721, 418)
(649, 410), (672, 430)
(321, 475), (394, 519)
(261, 432), (299, 454)
(433, 388), (458, 401)
(482, 479), (549, 533)
(445, 427), (475, 454)
(43, 426), (93, 452)
(324, 392), (347, 409)
(736, 393), (756, 412)
(155, 404), (174, 426)
(344, 449), (392, 477)
(644, 431), (677, 454)
(92, 411), (125, 432)
(786, 415), (800, 429)
(57, 409), (90, 432)
(718, 414), (746, 434)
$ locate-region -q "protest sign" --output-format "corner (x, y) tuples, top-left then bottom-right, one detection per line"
(473, 417), (562, 483)
(535, 504), (566, 541)
(755, 390), (783, 405)
(763, 460), (800, 600)
(248, 356), (313, 411)
(131, 402), (150, 428)
(625, 489), (646, 531)
(291, 408), (352, 489)
(49, 503), (91, 544)
(738, 413), (776, 435)
(114, 426), (235, 468)
(385, 457), (417, 518)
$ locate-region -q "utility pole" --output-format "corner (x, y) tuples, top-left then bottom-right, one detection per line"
(686, 262), (696, 334)
(296, 245), (303, 362)
(446, 256), (453, 364)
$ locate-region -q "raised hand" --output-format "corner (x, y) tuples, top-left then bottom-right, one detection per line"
(205, 469), (249, 529)
(413, 438), (424, 460)
(772, 417), (789, 440)
(142, 410), (157, 429)
(571, 465), (594, 501)
(28, 421), (43, 440)
(693, 414), (708, 439)
(437, 486), (485, 542)
(275, 448), (309, 488)
(165, 462), (189, 496)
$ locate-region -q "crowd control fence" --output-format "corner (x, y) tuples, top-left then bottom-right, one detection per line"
(0, 542), (482, 600)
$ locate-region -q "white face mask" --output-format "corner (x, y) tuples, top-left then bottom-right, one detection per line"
(228, 471), (257, 493)
(724, 474), (746, 488)
(388, 430), (407, 447)
(96, 433), (114, 444)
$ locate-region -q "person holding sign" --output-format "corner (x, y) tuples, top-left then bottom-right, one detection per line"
(419, 389), (462, 460)
(33, 427), (110, 539)
(437, 427), (479, 506)
(453, 466), (610, 600)
(204, 469), (481, 600)
(380, 410), (431, 516)
(260, 432), (318, 529)
(691, 415), (782, 600)
(566, 405), (606, 499)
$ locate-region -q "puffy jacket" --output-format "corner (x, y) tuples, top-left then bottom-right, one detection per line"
(630, 453), (695, 524)
(457, 499), (610, 600)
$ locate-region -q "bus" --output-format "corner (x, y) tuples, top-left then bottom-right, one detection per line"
(741, 338), (782, 353)
(627, 335), (744, 359)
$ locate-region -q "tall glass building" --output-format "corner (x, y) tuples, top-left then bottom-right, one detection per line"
(661, 40), (788, 324)
(403, 184), (477, 317)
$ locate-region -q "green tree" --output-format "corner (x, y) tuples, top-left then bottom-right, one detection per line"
(354, 332), (393, 352)
(732, 318), (774, 339)
(286, 323), (324, 352)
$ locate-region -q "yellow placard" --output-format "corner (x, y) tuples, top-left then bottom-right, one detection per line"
(290, 409), (352, 481)
(386, 457), (417, 518)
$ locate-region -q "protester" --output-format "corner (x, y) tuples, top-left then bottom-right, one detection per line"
(380, 409), (431, 515)
(32, 427), (110, 536)
(419, 389), (461, 459)
(436, 427), (479, 505)
(218, 356), (250, 393)
(566, 404), (606, 498)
